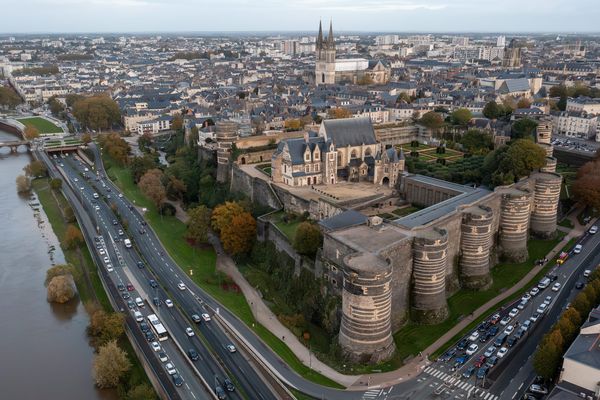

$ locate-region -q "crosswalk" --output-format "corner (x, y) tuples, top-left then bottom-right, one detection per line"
(423, 366), (499, 400)
(362, 389), (383, 399)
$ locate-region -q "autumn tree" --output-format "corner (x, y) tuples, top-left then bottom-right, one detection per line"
(572, 160), (600, 210)
(45, 264), (77, 286)
(23, 160), (47, 177)
(138, 169), (166, 209)
(64, 224), (84, 249)
(563, 307), (582, 327)
(126, 384), (156, 400)
(293, 222), (323, 256)
(23, 125), (40, 140)
(450, 108), (473, 126)
(166, 175), (186, 200)
(211, 201), (247, 234)
(220, 212), (256, 256)
(517, 98), (531, 109)
(46, 274), (77, 303)
(533, 330), (564, 380)
(15, 174), (30, 193)
(86, 304), (125, 348)
(92, 340), (131, 388)
(97, 132), (129, 165)
(81, 132), (92, 145)
(72, 95), (121, 131)
(327, 107), (352, 119)
(0, 86), (22, 108)
(396, 92), (412, 104)
(572, 292), (592, 317)
(50, 178), (62, 190)
(185, 205), (211, 244)
(171, 114), (183, 131)
(284, 119), (303, 132)
(555, 316), (578, 344)
(419, 111), (444, 130)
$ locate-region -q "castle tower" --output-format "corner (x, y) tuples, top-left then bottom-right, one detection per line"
(411, 228), (449, 324)
(536, 118), (556, 172)
(460, 206), (493, 289)
(530, 172), (562, 238)
(502, 39), (522, 68)
(339, 252), (396, 364)
(215, 121), (239, 183)
(499, 188), (531, 262)
(315, 20), (336, 85)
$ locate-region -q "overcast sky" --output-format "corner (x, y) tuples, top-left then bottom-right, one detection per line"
(1, 0), (598, 34)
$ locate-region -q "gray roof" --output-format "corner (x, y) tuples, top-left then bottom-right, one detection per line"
(563, 309), (600, 369)
(499, 78), (530, 94)
(322, 117), (377, 147)
(319, 210), (368, 231)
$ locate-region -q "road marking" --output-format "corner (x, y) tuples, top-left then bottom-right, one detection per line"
(190, 392), (196, 399)
(512, 391), (518, 399)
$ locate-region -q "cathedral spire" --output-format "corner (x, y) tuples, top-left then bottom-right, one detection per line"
(317, 20), (323, 50)
(327, 19), (335, 48)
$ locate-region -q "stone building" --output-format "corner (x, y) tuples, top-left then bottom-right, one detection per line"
(215, 121), (239, 183)
(502, 39), (522, 68)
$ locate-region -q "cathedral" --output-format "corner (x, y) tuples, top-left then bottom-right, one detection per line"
(315, 21), (391, 86)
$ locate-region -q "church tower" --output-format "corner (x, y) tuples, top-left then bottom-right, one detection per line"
(315, 20), (336, 85)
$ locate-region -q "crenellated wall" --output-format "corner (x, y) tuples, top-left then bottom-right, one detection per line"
(459, 205), (493, 289)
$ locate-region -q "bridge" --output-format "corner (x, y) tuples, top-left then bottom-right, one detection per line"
(0, 140), (30, 153)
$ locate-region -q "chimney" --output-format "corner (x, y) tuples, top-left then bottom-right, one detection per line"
(304, 131), (309, 143)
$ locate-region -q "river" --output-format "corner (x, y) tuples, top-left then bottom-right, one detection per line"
(0, 129), (117, 399)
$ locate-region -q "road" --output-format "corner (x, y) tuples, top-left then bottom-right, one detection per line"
(51, 150), (280, 400)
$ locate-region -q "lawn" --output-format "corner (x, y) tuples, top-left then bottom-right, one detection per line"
(255, 163), (272, 177)
(18, 116), (63, 134)
(270, 211), (302, 243)
(392, 206), (421, 217)
(103, 157), (342, 388)
(558, 219), (575, 229)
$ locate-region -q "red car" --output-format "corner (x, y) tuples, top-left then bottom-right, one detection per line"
(474, 355), (487, 368)
(490, 313), (501, 325)
(126, 283), (134, 291)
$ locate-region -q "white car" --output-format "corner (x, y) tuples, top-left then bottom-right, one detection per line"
(185, 327), (194, 337)
(73, 177), (78, 182)
(158, 352), (168, 362)
(201, 313), (211, 322)
(521, 293), (532, 302)
(508, 308), (519, 318)
(106, 264), (114, 272)
(584, 270), (591, 278)
(93, 192), (99, 199)
(504, 325), (514, 335)
(103, 256), (110, 264)
(589, 226), (598, 235)
(118, 193), (123, 198)
(468, 331), (480, 342)
(165, 363), (176, 375)
(177, 282), (186, 291)
(99, 248), (106, 255)
(226, 344), (237, 353)
(574, 244), (583, 254)
(517, 301), (527, 310)
(500, 316), (511, 326)
(497, 347), (508, 358)
(94, 205), (100, 211)
(530, 313), (540, 323)
(151, 341), (161, 352)
(484, 346), (496, 358)
(552, 282), (561, 292)
(530, 287), (540, 296)
(536, 303), (548, 314)
(466, 343), (479, 355)
(118, 229), (124, 236)
(165, 299), (173, 308)
(543, 296), (552, 305)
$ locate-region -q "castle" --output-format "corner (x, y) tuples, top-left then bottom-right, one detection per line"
(270, 117), (405, 187)
(315, 21), (391, 86)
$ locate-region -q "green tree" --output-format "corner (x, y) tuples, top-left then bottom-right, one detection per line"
(23, 160), (47, 177)
(0, 86), (22, 108)
(419, 112), (444, 130)
(293, 222), (323, 257)
(533, 333), (563, 380)
(126, 384), (156, 400)
(555, 316), (578, 344)
(483, 101), (503, 119)
(396, 92), (412, 104)
(185, 205), (212, 244)
(47, 96), (64, 116)
(92, 340), (131, 388)
(501, 139), (546, 179)
(512, 118), (538, 139)
(459, 129), (493, 155)
(572, 292), (592, 317)
(130, 154), (158, 183)
(450, 108), (472, 126)
(50, 178), (62, 190)
(171, 114), (183, 131)
(72, 95), (121, 131)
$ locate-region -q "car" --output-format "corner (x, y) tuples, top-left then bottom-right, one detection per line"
(137, 261), (144, 269)
(574, 244), (583, 254)
(548, 273), (559, 282)
(552, 282), (561, 292)
(477, 321), (491, 332)
(476, 366), (489, 379)
(453, 355), (469, 367)
(463, 365), (476, 379)
(486, 355), (498, 367)
(522, 320), (532, 331)
(504, 325), (514, 335)
(187, 348), (199, 361)
(186, 327), (195, 337)
(177, 282), (186, 291)
(488, 326), (499, 337)
(521, 293), (532, 302)
(118, 193), (123, 198)
(226, 344), (237, 353)
(151, 341), (161, 352)
(506, 336), (518, 348)
(440, 348), (457, 362)
(103, 256), (110, 264)
(112, 219), (118, 226)
(99, 248), (106, 255)
(223, 378), (235, 392)
(93, 192), (99, 199)
(117, 283), (125, 291)
(589, 225), (598, 235)
(122, 291), (131, 300)
(165, 299), (173, 308)
(500, 316), (511, 326)
(530, 287), (540, 296)
(528, 384), (548, 395)
(106, 264), (114, 272)
(153, 297), (160, 307)
(106, 187), (111, 192)
(126, 283), (134, 291)
(557, 251), (569, 264)
(201, 313), (211, 322)
(140, 322), (150, 333)
(457, 339), (469, 351)
(191, 314), (201, 323)
(158, 351), (168, 362)
(106, 195), (111, 199)
(172, 373), (184, 387)
(530, 313), (540, 323)
(73, 177), (78, 182)
(139, 228), (146, 234)
(490, 313), (501, 324)
(127, 300), (135, 309)
(469, 331), (480, 341)
(517, 301), (527, 310)
(474, 355), (487, 368)
(522, 395), (538, 400)
(149, 279), (158, 288)
(508, 308), (519, 318)
(483, 346), (496, 358)
(543, 295), (552, 305)
(118, 229), (124, 236)
(215, 386), (227, 400)
(465, 343), (479, 355)
(165, 363), (176, 375)
(576, 282), (585, 289)
(497, 347), (508, 358)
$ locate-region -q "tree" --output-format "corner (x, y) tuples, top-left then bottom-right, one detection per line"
(15, 174), (30, 193)
(45, 264), (76, 286)
(572, 160), (600, 210)
(0, 86), (22, 108)
(572, 292), (592, 317)
(64, 224), (84, 249)
(450, 108), (472, 126)
(459, 129), (493, 155)
(138, 132), (153, 152)
(23, 160), (47, 177)
(396, 92), (412, 104)
(512, 118), (538, 139)
(81, 133), (92, 145)
(166, 175), (186, 200)
(126, 384), (156, 400)
(86, 305), (125, 347)
(97, 132), (130, 165)
(357, 75), (374, 85)
(130, 154), (158, 183)
(327, 108), (352, 119)
(47, 96), (64, 116)
(211, 201), (246, 234)
(138, 169), (166, 209)
(284, 119), (303, 132)
(293, 222), (323, 256)
(46, 274), (77, 303)
(420, 111), (444, 131)
(171, 114), (183, 131)
(220, 212), (256, 255)
(483, 101), (502, 119)
(563, 307), (582, 327)
(185, 205), (211, 244)
(516, 98), (531, 109)
(555, 316), (578, 344)
(50, 178), (62, 190)
(501, 139), (546, 179)
(23, 125), (40, 140)
(533, 333), (563, 380)
(72, 95), (121, 131)
(92, 340), (131, 388)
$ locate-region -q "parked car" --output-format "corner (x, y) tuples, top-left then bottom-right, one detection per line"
(158, 352), (168, 362)
(543, 295), (552, 305)
(552, 282), (562, 292)
(506, 336), (518, 348)
(517, 301), (527, 310)
(574, 244), (583, 254)
(584, 269), (592, 278)
(463, 365), (476, 379)
(474, 355), (487, 368)
(576, 282), (585, 289)
(504, 325), (514, 335)
(508, 308), (519, 318)
(500, 316), (511, 326)
(536, 303), (548, 314)
(497, 347), (508, 358)
(528, 384), (548, 395)
(476, 366), (489, 379)
(466, 343), (479, 356)
(530, 287), (540, 296)
(469, 331), (480, 342)
(172, 373), (184, 387)
(486, 356), (498, 367)
(589, 225), (598, 235)
(490, 313), (501, 324)
(165, 363), (176, 375)
(530, 313), (540, 323)
(522, 320), (532, 331)
(484, 346), (496, 358)
(151, 341), (161, 352)
(457, 339), (469, 350)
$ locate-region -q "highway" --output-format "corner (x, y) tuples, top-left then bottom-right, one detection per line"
(50, 150), (280, 400)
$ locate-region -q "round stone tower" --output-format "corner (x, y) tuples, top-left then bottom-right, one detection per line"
(411, 228), (449, 324)
(530, 172), (562, 238)
(540, 157), (557, 173)
(339, 252), (396, 364)
(536, 119), (552, 145)
(499, 188), (531, 263)
(459, 206), (493, 289)
(215, 121), (239, 183)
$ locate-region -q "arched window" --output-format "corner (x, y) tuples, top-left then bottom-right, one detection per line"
(350, 149), (357, 159)
(365, 148), (372, 157)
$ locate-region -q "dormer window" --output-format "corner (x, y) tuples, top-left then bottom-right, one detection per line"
(314, 150), (320, 160)
(305, 151), (310, 161)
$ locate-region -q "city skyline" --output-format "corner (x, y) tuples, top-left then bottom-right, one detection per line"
(1, 0), (600, 34)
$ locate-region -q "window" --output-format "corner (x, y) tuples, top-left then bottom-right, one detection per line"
(350, 149), (357, 159)
(365, 148), (372, 157)
(314, 151), (319, 160)
(305, 152), (310, 161)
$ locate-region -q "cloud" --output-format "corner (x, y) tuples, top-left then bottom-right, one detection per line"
(31, 0), (164, 7)
(288, 0), (448, 12)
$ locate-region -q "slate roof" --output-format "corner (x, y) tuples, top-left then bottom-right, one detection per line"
(563, 307), (600, 369)
(321, 117), (377, 147)
(318, 210), (368, 231)
(499, 78), (530, 94)
(274, 133), (332, 166)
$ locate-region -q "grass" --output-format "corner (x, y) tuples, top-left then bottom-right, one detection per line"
(102, 157), (342, 389)
(18, 116), (63, 134)
(256, 163), (272, 177)
(270, 211), (302, 243)
(392, 206), (420, 217)
(558, 219), (575, 229)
